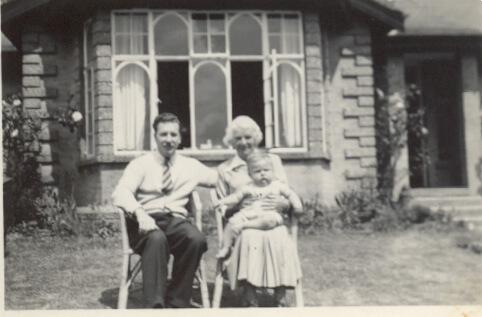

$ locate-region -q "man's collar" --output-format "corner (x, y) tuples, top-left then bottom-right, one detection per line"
(153, 150), (178, 165)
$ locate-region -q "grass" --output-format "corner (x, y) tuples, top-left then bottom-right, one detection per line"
(4, 227), (482, 310)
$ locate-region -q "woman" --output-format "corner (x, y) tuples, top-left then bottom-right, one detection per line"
(216, 116), (302, 307)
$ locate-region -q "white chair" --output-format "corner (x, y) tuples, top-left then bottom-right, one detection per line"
(210, 190), (304, 308)
(117, 191), (210, 309)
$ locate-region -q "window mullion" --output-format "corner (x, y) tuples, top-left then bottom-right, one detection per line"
(148, 11), (157, 151)
(189, 59), (196, 150)
(272, 52), (280, 148)
(281, 14), (286, 55)
(207, 16), (211, 53)
(226, 60), (232, 129)
(188, 12), (196, 149)
(90, 67), (95, 155)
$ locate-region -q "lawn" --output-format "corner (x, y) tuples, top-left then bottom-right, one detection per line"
(4, 227), (482, 310)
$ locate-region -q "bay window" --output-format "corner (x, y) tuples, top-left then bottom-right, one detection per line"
(111, 10), (306, 153)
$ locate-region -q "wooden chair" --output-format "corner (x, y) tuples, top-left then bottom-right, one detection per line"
(117, 191), (210, 309)
(210, 190), (304, 308)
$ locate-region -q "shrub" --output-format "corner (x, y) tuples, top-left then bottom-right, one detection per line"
(335, 188), (381, 229)
(403, 205), (432, 224)
(2, 94), (43, 228)
(369, 207), (410, 232)
(375, 85), (429, 203)
(34, 187), (82, 236)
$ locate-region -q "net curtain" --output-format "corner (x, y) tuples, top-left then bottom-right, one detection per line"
(114, 63), (150, 151)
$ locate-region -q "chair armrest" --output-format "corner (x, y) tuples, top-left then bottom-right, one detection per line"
(210, 189), (225, 248)
(188, 190), (203, 231)
(117, 206), (133, 255)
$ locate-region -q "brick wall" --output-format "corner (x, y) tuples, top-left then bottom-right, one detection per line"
(303, 12), (325, 153)
(21, 23), (81, 194)
(91, 12), (114, 161)
(325, 19), (377, 192)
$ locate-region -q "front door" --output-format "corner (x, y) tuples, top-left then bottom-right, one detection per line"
(405, 57), (467, 188)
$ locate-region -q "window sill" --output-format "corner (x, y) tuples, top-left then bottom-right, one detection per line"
(78, 149), (330, 168)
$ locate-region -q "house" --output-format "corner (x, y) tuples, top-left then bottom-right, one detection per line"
(383, 0), (482, 221)
(1, 0), (481, 221)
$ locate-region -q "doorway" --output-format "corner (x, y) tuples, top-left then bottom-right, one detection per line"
(231, 61), (265, 147)
(405, 56), (467, 188)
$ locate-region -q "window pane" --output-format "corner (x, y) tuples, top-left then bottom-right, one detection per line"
(131, 34), (148, 54)
(131, 15), (147, 54)
(132, 14), (147, 32)
(285, 34), (300, 54)
(267, 14), (281, 33)
(211, 35), (225, 53)
(85, 22), (94, 63)
(229, 15), (262, 55)
(115, 14), (130, 33)
(114, 64), (151, 151)
(284, 15), (299, 33)
(193, 35), (208, 53)
(87, 113), (94, 154)
(114, 13), (147, 55)
(194, 63), (227, 149)
(269, 35), (281, 54)
(277, 64), (302, 147)
(115, 35), (130, 54)
(192, 13), (207, 33)
(154, 14), (189, 55)
(209, 14), (225, 33)
(85, 69), (94, 155)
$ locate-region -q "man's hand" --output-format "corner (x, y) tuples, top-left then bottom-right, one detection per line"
(134, 208), (159, 233)
(260, 194), (290, 213)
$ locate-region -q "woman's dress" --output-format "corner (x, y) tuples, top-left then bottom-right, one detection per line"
(216, 153), (302, 289)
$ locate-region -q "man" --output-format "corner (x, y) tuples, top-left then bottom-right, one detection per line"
(112, 113), (217, 308)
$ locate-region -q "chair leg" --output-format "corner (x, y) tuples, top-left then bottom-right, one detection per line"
(118, 254), (130, 309)
(212, 259), (224, 308)
(197, 259), (210, 308)
(294, 279), (304, 307)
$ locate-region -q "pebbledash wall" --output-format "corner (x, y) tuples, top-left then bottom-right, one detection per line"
(20, 9), (379, 208)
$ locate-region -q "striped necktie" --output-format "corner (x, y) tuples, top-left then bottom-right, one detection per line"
(162, 157), (174, 194)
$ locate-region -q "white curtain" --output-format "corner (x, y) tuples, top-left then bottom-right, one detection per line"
(131, 14), (146, 55)
(115, 14), (146, 54)
(114, 64), (150, 151)
(277, 63), (301, 147)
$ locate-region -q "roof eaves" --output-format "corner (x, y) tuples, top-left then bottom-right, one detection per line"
(1, 0), (51, 24)
(348, 0), (404, 29)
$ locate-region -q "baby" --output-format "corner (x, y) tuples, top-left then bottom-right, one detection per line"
(214, 152), (303, 259)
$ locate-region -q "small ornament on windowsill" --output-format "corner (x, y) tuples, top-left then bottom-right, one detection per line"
(199, 139), (213, 150)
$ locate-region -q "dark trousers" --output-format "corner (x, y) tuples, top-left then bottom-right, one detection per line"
(127, 213), (207, 308)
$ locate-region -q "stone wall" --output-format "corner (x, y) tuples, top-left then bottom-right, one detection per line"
(303, 12), (325, 154)
(91, 11), (114, 161)
(21, 23), (81, 195)
(324, 18), (377, 193)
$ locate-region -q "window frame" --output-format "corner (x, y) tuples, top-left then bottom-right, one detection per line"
(111, 9), (308, 156)
(83, 19), (95, 158)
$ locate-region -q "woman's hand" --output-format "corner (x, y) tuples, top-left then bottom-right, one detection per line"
(260, 194), (290, 213)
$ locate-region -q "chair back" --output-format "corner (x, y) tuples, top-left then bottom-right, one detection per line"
(118, 208), (132, 255)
